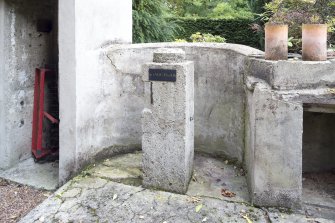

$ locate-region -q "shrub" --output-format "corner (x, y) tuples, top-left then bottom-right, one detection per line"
(132, 0), (180, 43)
(171, 17), (260, 48)
(260, 0), (335, 51)
(189, 32), (226, 43)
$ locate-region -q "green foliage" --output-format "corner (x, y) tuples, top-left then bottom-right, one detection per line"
(248, 0), (271, 13)
(189, 32), (226, 42)
(171, 17), (260, 48)
(167, 0), (254, 19)
(210, 0), (254, 19)
(167, 0), (221, 17)
(132, 0), (180, 43)
(259, 0), (335, 50)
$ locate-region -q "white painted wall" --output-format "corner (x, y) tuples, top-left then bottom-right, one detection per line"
(58, 0), (132, 183)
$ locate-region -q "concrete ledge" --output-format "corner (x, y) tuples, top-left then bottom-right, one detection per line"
(247, 58), (335, 90)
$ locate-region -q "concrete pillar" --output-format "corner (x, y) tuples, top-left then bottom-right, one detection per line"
(58, 0), (132, 184)
(245, 84), (303, 208)
(0, 0), (6, 169)
(142, 48), (194, 194)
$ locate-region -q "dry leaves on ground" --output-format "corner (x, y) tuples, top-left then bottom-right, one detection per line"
(0, 178), (49, 223)
(221, 188), (236, 198)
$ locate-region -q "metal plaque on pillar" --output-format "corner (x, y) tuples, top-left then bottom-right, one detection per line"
(149, 69), (176, 82)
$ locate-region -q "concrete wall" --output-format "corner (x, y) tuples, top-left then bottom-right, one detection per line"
(58, 0), (133, 183)
(303, 111), (335, 172)
(244, 58), (335, 208)
(102, 43), (262, 162)
(0, 0), (58, 169)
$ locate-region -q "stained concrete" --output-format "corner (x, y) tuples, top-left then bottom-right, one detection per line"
(19, 152), (334, 223)
(58, 0), (133, 184)
(245, 56), (335, 209)
(0, 158), (58, 191)
(0, 0), (58, 169)
(247, 58), (335, 90)
(84, 152), (250, 204)
(104, 43), (263, 163)
(142, 49), (194, 194)
(245, 81), (303, 208)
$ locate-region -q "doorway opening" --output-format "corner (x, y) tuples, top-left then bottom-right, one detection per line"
(302, 104), (335, 218)
(0, 0), (59, 190)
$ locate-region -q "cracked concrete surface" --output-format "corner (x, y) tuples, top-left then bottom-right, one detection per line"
(20, 153), (334, 223)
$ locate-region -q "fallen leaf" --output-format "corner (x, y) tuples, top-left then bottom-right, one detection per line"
(139, 216), (145, 219)
(195, 204), (203, 213)
(202, 217), (208, 222)
(241, 214), (253, 223)
(328, 88), (335, 94)
(192, 174), (198, 182)
(221, 188), (236, 198)
(187, 196), (201, 203)
(113, 194), (118, 200)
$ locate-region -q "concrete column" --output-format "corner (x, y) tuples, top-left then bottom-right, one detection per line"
(0, 0), (6, 169)
(142, 48), (194, 194)
(245, 84), (303, 208)
(58, 0), (132, 184)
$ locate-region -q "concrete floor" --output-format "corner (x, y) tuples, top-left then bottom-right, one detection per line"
(86, 152), (250, 203)
(19, 152), (334, 223)
(0, 158), (59, 191)
(302, 171), (335, 220)
(1, 152), (334, 221)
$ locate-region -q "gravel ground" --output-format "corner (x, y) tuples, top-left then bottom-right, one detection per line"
(0, 178), (50, 223)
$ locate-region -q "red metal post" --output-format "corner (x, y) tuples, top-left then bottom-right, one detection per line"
(32, 68), (58, 160)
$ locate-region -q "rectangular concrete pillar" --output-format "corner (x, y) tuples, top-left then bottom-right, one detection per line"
(58, 0), (132, 184)
(0, 0), (6, 169)
(142, 49), (194, 194)
(245, 84), (303, 208)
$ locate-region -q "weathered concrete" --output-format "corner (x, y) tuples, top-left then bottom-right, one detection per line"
(247, 58), (335, 90)
(245, 81), (303, 208)
(58, 0), (133, 184)
(142, 49), (194, 194)
(0, 0), (58, 169)
(0, 0), (6, 171)
(85, 152), (250, 203)
(19, 152), (334, 223)
(0, 158), (58, 191)
(245, 57), (335, 209)
(105, 43), (263, 162)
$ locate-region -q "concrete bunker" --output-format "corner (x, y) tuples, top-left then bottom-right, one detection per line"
(245, 57), (335, 213)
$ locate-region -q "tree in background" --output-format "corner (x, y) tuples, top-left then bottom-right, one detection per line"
(167, 0), (254, 19)
(210, 0), (253, 19)
(133, 0), (180, 43)
(167, 0), (219, 17)
(248, 0), (271, 13)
